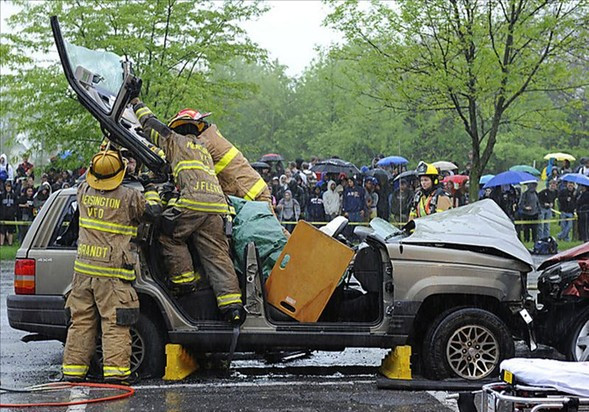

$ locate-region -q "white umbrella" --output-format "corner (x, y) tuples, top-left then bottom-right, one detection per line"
(432, 161), (458, 171)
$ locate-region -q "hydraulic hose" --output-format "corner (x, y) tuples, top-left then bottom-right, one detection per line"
(0, 382), (134, 408)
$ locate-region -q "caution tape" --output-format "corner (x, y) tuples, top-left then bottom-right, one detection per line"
(279, 215), (579, 227)
(0, 221), (33, 226)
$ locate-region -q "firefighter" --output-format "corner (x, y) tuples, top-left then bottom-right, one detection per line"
(409, 161), (452, 220)
(166, 109), (270, 203)
(62, 149), (161, 384)
(130, 96), (244, 324)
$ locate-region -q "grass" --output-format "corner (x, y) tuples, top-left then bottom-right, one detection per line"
(519, 220), (585, 252)
(0, 243), (20, 261)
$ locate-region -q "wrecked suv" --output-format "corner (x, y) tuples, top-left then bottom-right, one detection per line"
(6, 17), (535, 382)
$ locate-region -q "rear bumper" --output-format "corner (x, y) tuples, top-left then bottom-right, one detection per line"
(7, 295), (67, 341)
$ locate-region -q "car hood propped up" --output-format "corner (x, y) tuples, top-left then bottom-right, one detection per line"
(402, 199), (534, 270)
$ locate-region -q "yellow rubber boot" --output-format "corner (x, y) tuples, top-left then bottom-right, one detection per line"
(380, 345), (412, 380)
(163, 344), (199, 381)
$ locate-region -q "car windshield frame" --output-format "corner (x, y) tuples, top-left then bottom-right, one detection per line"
(50, 16), (167, 178)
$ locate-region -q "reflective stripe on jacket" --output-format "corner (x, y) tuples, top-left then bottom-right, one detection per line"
(75, 182), (147, 281)
(191, 124), (269, 201)
(133, 102), (228, 214)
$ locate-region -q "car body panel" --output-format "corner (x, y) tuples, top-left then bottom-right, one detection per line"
(402, 199), (534, 270)
(537, 242), (589, 271)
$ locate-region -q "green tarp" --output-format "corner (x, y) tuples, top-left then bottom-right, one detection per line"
(229, 196), (287, 280)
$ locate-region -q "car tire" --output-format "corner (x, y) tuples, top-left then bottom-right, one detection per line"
(421, 308), (514, 381)
(90, 313), (166, 379)
(566, 306), (589, 362)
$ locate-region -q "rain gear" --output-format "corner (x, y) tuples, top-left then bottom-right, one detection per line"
(322, 180), (341, 218)
(63, 181), (158, 382)
(133, 101), (242, 311)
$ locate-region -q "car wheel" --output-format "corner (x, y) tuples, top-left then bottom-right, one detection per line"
(567, 307), (589, 362)
(422, 308), (514, 381)
(91, 313), (166, 378)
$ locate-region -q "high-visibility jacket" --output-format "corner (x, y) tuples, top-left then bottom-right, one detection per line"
(409, 187), (452, 219)
(198, 124), (269, 202)
(75, 182), (158, 281)
(133, 102), (228, 215)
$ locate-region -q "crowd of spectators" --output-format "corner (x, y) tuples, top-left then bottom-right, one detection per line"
(0, 153), (84, 246)
(1, 150), (588, 245)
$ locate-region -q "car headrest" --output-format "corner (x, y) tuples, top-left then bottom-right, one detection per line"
(320, 216), (348, 238)
(353, 226), (374, 242)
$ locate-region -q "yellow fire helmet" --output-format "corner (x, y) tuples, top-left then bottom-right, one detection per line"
(87, 150), (127, 191)
(416, 161), (439, 184)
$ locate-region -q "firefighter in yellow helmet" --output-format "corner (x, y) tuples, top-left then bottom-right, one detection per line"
(130, 96), (244, 324)
(62, 150), (161, 384)
(409, 161), (452, 220)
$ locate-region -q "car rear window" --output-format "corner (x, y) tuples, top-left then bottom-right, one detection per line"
(48, 195), (77, 248)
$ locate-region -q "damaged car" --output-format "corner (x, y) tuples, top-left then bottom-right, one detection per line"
(535, 242), (589, 362)
(6, 17), (536, 382)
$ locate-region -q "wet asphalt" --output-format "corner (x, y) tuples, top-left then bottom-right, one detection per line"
(0, 255), (553, 411)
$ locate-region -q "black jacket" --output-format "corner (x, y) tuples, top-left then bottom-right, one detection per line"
(537, 188), (557, 209)
(558, 188), (577, 214)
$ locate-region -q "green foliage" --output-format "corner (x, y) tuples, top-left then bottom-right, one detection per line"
(324, 0), (589, 197)
(1, 0), (266, 165)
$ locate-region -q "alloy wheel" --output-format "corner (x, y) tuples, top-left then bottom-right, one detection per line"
(446, 325), (499, 380)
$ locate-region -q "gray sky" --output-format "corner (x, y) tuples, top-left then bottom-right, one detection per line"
(0, 0), (343, 77)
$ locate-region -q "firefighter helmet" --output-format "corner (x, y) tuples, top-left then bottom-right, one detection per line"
(416, 161), (439, 185)
(168, 108), (211, 130)
(87, 150), (126, 191)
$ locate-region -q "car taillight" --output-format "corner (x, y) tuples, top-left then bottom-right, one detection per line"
(14, 258), (35, 294)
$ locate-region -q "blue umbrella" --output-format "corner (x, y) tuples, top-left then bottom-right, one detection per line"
(483, 171), (537, 189)
(480, 174), (495, 185)
(377, 156), (408, 167)
(561, 173), (589, 186)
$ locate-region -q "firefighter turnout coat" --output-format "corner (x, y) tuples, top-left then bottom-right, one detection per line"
(132, 101), (242, 312)
(62, 182), (159, 381)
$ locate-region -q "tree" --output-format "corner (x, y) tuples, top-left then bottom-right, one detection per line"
(326, 0), (589, 198)
(1, 0), (266, 164)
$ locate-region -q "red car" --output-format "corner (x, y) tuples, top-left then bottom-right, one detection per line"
(535, 242), (589, 361)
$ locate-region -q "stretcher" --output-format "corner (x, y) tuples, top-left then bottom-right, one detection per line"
(475, 359), (589, 412)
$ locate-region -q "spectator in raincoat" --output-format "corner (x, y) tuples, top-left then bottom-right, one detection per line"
(306, 185), (325, 226)
(518, 182), (541, 242)
(322, 180), (341, 221)
(276, 190), (300, 233)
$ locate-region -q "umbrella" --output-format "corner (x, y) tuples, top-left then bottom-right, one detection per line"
(250, 161), (270, 170)
(366, 168), (393, 185)
(509, 165), (541, 176)
(393, 170), (418, 182)
(311, 158), (360, 176)
(561, 173), (589, 186)
(432, 161), (458, 171)
(259, 153), (284, 162)
(480, 174), (495, 185)
(544, 152), (576, 161)
(377, 156), (408, 167)
(482, 171), (538, 189)
(442, 175), (469, 185)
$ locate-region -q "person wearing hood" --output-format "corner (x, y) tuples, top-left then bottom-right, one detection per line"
(409, 162), (451, 220)
(389, 179), (414, 223)
(0, 154), (14, 183)
(518, 182), (541, 242)
(276, 190), (300, 233)
(1, 180), (18, 246)
(33, 182), (52, 215)
(306, 184), (325, 225)
(323, 180), (341, 221)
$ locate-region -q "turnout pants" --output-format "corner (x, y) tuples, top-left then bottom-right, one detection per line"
(63, 274), (139, 380)
(160, 209), (242, 313)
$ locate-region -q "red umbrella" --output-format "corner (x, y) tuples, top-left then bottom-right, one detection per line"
(442, 175), (469, 185)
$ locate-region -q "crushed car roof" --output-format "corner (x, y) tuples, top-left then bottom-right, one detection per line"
(402, 199), (534, 269)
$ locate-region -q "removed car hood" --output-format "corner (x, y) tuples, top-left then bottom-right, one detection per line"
(402, 199), (534, 269)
